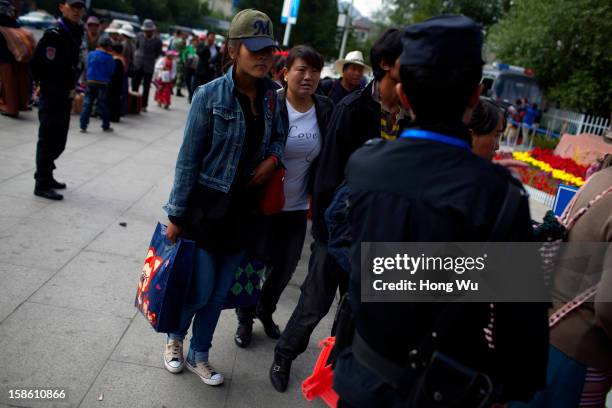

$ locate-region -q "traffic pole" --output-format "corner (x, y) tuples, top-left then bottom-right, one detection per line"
(283, 20), (292, 47)
(338, 0), (354, 59)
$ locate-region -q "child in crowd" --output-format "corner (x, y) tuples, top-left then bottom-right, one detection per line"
(154, 50), (177, 109)
(80, 36), (115, 133)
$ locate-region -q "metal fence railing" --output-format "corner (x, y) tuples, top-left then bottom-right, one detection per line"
(539, 108), (610, 138)
(501, 108), (610, 149)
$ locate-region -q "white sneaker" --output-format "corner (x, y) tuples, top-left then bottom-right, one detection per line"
(186, 359), (224, 386)
(163, 339), (185, 373)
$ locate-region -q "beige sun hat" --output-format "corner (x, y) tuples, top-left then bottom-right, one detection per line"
(334, 50), (372, 75)
(118, 24), (136, 38)
(105, 21), (121, 34)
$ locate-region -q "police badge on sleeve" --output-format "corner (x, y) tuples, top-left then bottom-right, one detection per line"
(46, 46), (56, 60)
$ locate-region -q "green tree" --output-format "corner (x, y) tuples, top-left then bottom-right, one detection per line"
(237, 0), (339, 59)
(237, 0), (283, 37)
(488, 0), (612, 117)
(290, 0), (339, 58)
(380, 0), (509, 28)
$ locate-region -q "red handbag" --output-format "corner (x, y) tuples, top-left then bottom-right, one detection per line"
(259, 167), (286, 215)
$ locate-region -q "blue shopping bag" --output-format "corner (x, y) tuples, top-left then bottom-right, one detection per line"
(223, 257), (268, 310)
(135, 223), (195, 332)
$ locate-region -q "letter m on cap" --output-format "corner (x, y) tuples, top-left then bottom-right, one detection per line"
(253, 20), (270, 36)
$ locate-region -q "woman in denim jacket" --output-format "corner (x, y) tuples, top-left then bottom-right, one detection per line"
(161, 9), (285, 386)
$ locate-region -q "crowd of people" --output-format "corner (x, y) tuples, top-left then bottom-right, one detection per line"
(1, 1), (611, 406)
(160, 8), (611, 408)
(0, 0), (233, 200)
(504, 97), (543, 146)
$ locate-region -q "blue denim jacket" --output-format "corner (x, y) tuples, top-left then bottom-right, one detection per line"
(164, 67), (286, 218)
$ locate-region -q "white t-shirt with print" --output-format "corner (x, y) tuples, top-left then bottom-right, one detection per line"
(283, 100), (321, 211)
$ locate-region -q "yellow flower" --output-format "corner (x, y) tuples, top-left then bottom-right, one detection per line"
(511, 150), (585, 186)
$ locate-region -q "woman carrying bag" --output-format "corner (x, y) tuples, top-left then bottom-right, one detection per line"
(510, 161), (612, 408)
(235, 45), (334, 347)
(162, 9), (285, 386)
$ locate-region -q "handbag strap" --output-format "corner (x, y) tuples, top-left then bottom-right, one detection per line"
(559, 186), (612, 230)
(548, 186), (612, 328)
(549, 285), (598, 328)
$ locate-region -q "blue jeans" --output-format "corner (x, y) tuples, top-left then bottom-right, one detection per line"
(508, 345), (587, 408)
(168, 248), (245, 360)
(80, 83), (110, 130)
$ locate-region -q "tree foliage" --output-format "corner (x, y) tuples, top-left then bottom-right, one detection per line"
(489, 0), (612, 117)
(379, 0), (509, 29)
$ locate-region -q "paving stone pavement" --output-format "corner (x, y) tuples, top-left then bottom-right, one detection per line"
(2, 97), (610, 408)
(0, 96), (331, 408)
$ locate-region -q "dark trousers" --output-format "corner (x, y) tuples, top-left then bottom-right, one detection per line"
(131, 68), (153, 108)
(175, 63), (185, 92)
(185, 68), (195, 102)
(34, 94), (71, 185)
(80, 83), (109, 130)
(191, 73), (208, 95)
(236, 210), (308, 324)
(274, 240), (348, 361)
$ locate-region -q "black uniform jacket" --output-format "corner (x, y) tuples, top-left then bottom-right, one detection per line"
(343, 123), (549, 402)
(31, 18), (83, 97)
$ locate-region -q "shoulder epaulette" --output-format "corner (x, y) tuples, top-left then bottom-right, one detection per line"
(363, 137), (385, 146)
(43, 25), (61, 36)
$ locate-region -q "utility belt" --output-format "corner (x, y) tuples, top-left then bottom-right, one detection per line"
(333, 294), (494, 407)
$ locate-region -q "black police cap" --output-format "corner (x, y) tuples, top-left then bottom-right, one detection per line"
(400, 15), (484, 67)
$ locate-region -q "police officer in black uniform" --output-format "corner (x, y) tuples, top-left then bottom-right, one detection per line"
(31, 0), (85, 200)
(333, 16), (549, 407)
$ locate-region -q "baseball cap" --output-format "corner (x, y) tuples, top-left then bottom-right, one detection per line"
(400, 15), (484, 68)
(86, 16), (100, 25)
(228, 9), (278, 52)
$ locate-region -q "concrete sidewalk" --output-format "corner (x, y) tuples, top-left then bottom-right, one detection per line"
(0, 97), (332, 408)
(2, 96), (609, 408)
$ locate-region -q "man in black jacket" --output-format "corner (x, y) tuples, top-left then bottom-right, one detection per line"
(269, 28), (408, 392)
(333, 16), (549, 407)
(194, 31), (220, 89)
(131, 19), (162, 112)
(31, 0), (85, 200)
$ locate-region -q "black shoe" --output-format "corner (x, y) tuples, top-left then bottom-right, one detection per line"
(103, 127), (114, 133)
(257, 313), (281, 339)
(0, 111), (18, 118)
(49, 178), (66, 190)
(269, 354), (291, 392)
(176, 91), (184, 97)
(34, 187), (63, 201)
(234, 323), (253, 348)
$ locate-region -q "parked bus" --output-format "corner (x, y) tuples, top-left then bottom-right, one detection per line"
(481, 62), (543, 109)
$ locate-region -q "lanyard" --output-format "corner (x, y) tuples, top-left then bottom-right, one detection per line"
(400, 129), (471, 151)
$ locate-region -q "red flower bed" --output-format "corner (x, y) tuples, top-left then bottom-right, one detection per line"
(494, 151), (560, 195)
(515, 167), (560, 195)
(529, 147), (588, 179)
